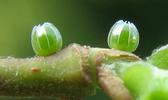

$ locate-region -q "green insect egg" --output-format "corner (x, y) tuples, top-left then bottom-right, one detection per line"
(107, 20), (139, 52)
(31, 22), (62, 56)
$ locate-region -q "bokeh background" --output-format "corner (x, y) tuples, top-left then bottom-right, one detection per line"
(0, 0), (167, 100)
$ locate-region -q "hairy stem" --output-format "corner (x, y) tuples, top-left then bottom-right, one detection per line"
(0, 44), (94, 98)
(0, 43), (140, 99)
(87, 47), (140, 100)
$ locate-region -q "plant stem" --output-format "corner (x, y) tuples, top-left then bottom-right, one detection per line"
(87, 47), (140, 100)
(0, 43), (140, 99)
(0, 44), (94, 98)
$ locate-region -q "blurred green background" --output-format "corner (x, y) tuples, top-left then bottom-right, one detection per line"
(0, 0), (167, 99)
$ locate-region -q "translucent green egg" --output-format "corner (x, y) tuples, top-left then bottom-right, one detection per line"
(31, 22), (62, 56)
(107, 20), (139, 52)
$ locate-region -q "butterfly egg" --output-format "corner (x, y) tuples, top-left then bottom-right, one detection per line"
(107, 20), (139, 52)
(31, 22), (62, 56)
